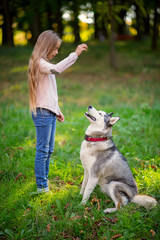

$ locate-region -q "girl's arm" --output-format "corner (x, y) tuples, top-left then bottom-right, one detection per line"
(39, 44), (88, 75)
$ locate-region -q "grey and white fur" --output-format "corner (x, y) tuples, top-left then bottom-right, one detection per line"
(80, 106), (157, 213)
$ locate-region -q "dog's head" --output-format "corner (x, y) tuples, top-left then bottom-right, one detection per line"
(85, 106), (120, 137)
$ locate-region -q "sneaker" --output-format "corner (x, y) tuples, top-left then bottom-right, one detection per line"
(37, 187), (49, 193)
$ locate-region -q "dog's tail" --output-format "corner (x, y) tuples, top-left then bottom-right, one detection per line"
(131, 195), (157, 209)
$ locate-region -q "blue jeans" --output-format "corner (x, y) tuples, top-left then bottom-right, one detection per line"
(32, 108), (56, 189)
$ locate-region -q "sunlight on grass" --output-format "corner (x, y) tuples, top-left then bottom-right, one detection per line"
(17, 137), (35, 150)
(136, 168), (160, 196)
(3, 83), (21, 93)
(10, 65), (28, 73)
(2, 180), (35, 211)
(55, 134), (70, 147)
(1, 82), (29, 105)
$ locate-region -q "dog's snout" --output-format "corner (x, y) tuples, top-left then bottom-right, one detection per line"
(88, 105), (92, 109)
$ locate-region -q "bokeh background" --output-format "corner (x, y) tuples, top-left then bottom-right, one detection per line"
(1, 0), (160, 48)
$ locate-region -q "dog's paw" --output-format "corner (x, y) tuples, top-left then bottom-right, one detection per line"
(104, 208), (117, 213)
(80, 200), (86, 206)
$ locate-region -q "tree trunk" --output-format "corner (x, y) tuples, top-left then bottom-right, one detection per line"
(102, 18), (108, 39)
(117, 9), (126, 34)
(2, 18), (8, 44)
(1, 0), (14, 46)
(46, 7), (53, 29)
(70, 2), (80, 44)
(94, 12), (108, 41)
(135, 3), (142, 40)
(151, 0), (159, 50)
(143, 12), (150, 36)
(108, 0), (117, 70)
(30, 10), (41, 45)
(73, 7), (80, 44)
(94, 12), (99, 40)
(56, 0), (63, 37)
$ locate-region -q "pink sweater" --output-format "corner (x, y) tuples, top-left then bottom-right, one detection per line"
(36, 52), (78, 115)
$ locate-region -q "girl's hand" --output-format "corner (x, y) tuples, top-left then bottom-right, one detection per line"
(75, 43), (88, 56)
(56, 112), (65, 122)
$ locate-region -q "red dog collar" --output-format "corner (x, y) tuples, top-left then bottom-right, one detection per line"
(85, 135), (108, 142)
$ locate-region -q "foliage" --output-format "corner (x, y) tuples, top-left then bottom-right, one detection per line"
(0, 41), (160, 239)
(1, 0), (160, 48)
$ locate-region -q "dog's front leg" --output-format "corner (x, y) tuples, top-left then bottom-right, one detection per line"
(80, 170), (89, 195)
(81, 176), (98, 205)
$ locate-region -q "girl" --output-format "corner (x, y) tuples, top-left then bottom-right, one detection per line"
(28, 30), (88, 193)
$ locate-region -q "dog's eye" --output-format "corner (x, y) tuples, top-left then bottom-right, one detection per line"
(99, 113), (102, 116)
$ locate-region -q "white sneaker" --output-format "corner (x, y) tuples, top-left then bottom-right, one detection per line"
(37, 187), (49, 193)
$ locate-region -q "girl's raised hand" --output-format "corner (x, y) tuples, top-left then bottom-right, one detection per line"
(75, 43), (88, 56)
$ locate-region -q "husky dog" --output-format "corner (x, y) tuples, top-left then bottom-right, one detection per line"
(80, 106), (157, 213)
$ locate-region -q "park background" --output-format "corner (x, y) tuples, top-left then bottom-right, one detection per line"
(0, 0), (160, 239)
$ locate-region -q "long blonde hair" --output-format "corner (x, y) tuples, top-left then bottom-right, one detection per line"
(28, 30), (61, 113)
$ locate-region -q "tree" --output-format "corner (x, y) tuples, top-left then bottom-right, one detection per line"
(91, 0), (108, 41)
(133, 0), (159, 50)
(97, 0), (120, 69)
(1, 0), (14, 46)
(45, 0), (64, 37)
(116, 1), (127, 35)
(68, 1), (81, 44)
(30, 10), (42, 44)
(108, 0), (117, 69)
(56, 0), (63, 37)
(151, 0), (160, 50)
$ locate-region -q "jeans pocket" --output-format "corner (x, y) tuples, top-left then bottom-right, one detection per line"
(32, 108), (52, 127)
(38, 108), (52, 117)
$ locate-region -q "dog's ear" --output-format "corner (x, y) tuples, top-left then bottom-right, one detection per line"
(108, 112), (114, 117)
(109, 117), (120, 125)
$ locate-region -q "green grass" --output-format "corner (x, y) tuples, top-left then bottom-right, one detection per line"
(0, 40), (160, 240)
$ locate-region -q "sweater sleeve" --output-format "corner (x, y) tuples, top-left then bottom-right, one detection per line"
(39, 52), (78, 75)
